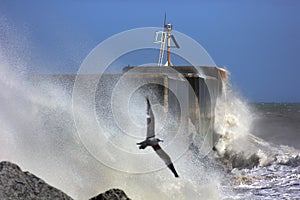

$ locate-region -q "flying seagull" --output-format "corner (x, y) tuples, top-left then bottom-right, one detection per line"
(136, 97), (179, 178)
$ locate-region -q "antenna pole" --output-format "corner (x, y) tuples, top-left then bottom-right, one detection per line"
(154, 13), (179, 66)
(167, 27), (171, 66)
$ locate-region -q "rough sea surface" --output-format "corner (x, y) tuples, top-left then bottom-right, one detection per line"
(219, 103), (300, 200)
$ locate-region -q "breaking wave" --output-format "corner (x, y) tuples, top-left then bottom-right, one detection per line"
(213, 77), (300, 199)
(213, 78), (300, 170)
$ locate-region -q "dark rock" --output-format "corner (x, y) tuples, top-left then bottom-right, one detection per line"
(215, 151), (260, 170)
(0, 161), (131, 200)
(0, 161), (73, 200)
(90, 188), (131, 200)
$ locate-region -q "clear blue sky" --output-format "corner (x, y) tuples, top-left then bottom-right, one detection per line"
(1, 0), (300, 102)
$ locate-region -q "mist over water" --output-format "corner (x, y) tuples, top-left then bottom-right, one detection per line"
(0, 55), (224, 199)
(0, 19), (225, 199)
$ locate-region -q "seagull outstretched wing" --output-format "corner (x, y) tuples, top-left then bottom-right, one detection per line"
(152, 144), (179, 178)
(146, 98), (155, 139)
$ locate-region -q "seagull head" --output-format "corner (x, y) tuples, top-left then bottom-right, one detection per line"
(157, 138), (164, 143)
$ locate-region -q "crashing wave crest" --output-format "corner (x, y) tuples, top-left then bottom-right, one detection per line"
(213, 82), (300, 170)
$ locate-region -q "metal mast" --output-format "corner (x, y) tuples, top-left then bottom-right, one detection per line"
(154, 13), (179, 66)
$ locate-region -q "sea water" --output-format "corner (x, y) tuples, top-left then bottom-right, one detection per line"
(226, 102), (300, 200)
(214, 90), (300, 199)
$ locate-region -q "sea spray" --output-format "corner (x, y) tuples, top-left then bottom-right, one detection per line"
(212, 74), (300, 199)
(213, 81), (261, 168)
(0, 61), (224, 200)
(0, 18), (227, 199)
(0, 67), (224, 199)
(211, 74), (284, 170)
(213, 80), (300, 171)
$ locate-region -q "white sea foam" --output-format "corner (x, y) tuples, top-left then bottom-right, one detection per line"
(213, 76), (300, 199)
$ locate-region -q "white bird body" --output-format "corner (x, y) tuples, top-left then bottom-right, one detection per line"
(136, 97), (179, 178)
